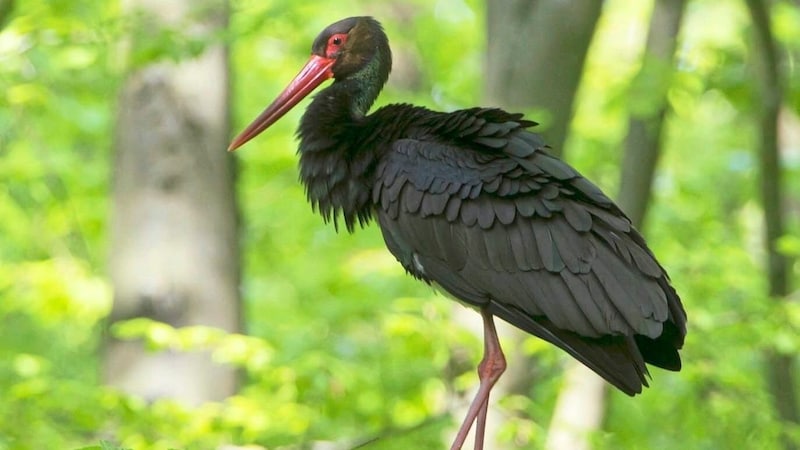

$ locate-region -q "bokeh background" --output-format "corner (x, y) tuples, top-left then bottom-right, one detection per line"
(1, 0), (799, 449)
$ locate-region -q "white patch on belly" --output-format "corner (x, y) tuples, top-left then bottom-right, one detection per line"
(412, 253), (425, 275)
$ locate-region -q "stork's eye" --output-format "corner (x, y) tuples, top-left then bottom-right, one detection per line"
(326, 33), (348, 57)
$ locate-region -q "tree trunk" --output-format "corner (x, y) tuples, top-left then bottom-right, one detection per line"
(105, 0), (239, 404)
(745, 1), (799, 448)
(547, 1), (685, 449)
(485, 0), (602, 157)
(618, 0), (686, 227)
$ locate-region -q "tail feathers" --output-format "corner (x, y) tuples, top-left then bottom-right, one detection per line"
(489, 302), (651, 396)
(636, 278), (685, 371)
(635, 321), (683, 371)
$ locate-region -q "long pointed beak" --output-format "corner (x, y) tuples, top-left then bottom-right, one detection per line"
(228, 55), (336, 151)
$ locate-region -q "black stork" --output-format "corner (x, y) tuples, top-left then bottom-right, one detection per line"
(229, 16), (687, 450)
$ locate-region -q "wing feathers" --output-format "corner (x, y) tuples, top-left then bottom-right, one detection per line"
(532, 222), (565, 272)
(374, 110), (685, 395)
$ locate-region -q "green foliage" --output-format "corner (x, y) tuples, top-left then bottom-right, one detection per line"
(75, 442), (133, 450)
(1, 0), (799, 449)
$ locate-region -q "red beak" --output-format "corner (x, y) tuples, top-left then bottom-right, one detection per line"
(228, 55), (336, 151)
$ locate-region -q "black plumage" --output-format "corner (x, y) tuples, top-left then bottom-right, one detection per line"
(229, 16), (687, 450)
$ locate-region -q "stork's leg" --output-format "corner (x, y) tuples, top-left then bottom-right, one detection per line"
(450, 308), (507, 450)
(474, 397), (490, 450)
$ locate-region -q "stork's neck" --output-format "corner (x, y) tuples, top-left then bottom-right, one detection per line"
(346, 50), (389, 117)
(295, 55), (391, 233)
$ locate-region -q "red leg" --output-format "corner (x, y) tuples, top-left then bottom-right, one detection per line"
(450, 308), (507, 450)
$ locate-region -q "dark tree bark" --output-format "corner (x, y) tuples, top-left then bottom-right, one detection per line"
(105, 0), (240, 404)
(485, 0), (603, 157)
(547, 1), (686, 448)
(745, 1), (799, 448)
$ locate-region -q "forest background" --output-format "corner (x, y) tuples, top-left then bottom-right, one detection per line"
(1, 0), (799, 449)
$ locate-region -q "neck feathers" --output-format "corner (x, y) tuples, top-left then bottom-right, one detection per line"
(295, 34), (392, 232)
(296, 83), (381, 233)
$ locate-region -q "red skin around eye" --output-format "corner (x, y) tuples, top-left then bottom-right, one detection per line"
(325, 33), (348, 57)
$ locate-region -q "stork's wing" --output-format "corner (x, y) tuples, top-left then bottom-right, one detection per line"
(372, 109), (686, 395)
